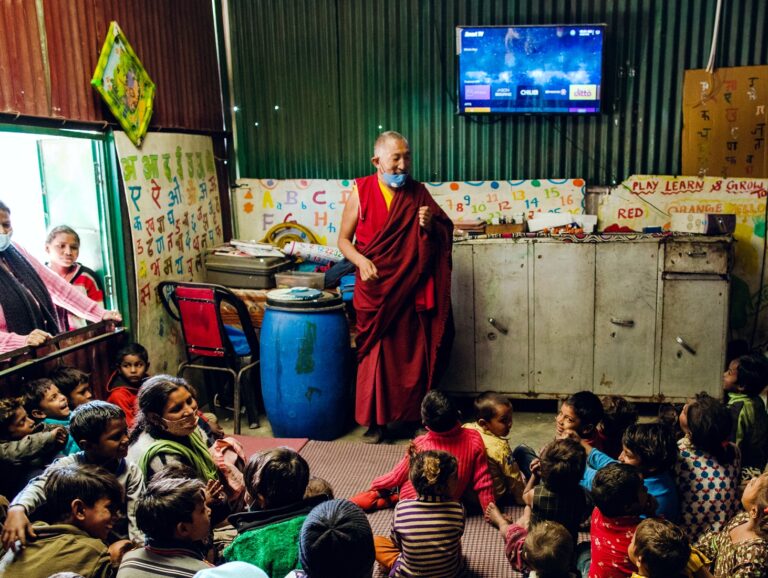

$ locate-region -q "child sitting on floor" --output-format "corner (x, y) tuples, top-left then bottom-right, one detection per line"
(351, 390), (495, 518)
(524, 438), (591, 548)
(586, 463), (657, 578)
(49, 366), (94, 410)
(579, 422), (680, 522)
(118, 476), (213, 577)
(106, 342), (150, 428)
(24, 378), (79, 455)
(0, 395), (66, 499)
(599, 395), (639, 460)
(487, 504), (577, 578)
(3, 400), (144, 550)
(285, 499), (375, 578)
(675, 393), (740, 538)
(463, 392), (526, 505)
(723, 353), (768, 482)
(0, 463), (125, 578)
(304, 476), (334, 500)
(628, 518), (690, 578)
(223, 447), (328, 577)
(694, 472), (768, 578)
(374, 450), (465, 577)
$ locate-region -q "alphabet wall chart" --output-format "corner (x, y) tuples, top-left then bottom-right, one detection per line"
(114, 132), (223, 373)
(599, 174), (768, 345)
(682, 65), (767, 178)
(233, 178), (586, 244)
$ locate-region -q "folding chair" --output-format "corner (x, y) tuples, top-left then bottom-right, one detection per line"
(157, 281), (260, 434)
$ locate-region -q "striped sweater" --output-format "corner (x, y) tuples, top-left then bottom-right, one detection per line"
(391, 496), (465, 578)
(370, 423), (496, 513)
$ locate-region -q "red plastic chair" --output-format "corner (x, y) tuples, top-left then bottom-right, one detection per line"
(157, 281), (260, 434)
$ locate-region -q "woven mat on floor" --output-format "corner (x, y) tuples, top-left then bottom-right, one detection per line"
(230, 434), (308, 457)
(298, 440), (525, 578)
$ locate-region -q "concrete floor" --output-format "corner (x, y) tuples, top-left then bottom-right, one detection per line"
(218, 397), (561, 451)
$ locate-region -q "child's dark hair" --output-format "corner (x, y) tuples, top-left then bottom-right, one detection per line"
(523, 521), (573, 578)
(408, 449), (458, 498)
(115, 342), (149, 366)
(622, 422), (678, 473)
(70, 401), (125, 444)
(23, 378), (57, 415)
(421, 390), (459, 432)
(136, 476), (206, 539)
(592, 463), (644, 518)
(44, 463), (123, 523)
(474, 391), (512, 423)
(0, 397), (25, 437)
(128, 375), (196, 443)
(304, 476), (334, 500)
(48, 366), (90, 399)
(244, 447), (309, 509)
(685, 392), (737, 465)
(151, 462), (201, 482)
(633, 518), (690, 578)
(564, 391), (604, 432)
(734, 354), (768, 396)
(539, 438), (586, 492)
(601, 395), (638, 439)
(46, 224), (80, 246)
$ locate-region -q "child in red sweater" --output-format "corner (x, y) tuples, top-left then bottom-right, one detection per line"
(106, 342), (150, 428)
(350, 390), (495, 518)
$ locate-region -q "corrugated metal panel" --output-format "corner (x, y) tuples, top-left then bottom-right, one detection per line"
(228, 0), (341, 178)
(0, 0), (223, 132)
(229, 0), (768, 184)
(0, 0), (48, 116)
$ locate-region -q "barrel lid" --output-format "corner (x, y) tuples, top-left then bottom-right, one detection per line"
(266, 288), (343, 309)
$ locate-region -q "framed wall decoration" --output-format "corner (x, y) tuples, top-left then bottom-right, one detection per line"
(91, 21), (155, 147)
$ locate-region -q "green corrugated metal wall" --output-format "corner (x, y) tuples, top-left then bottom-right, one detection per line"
(227, 0), (767, 184)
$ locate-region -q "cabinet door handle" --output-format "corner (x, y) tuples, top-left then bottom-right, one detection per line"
(676, 336), (697, 355)
(610, 317), (635, 327)
(488, 318), (509, 335)
(686, 250), (707, 258)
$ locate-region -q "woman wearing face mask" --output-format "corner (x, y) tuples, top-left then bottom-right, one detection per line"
(0, 200), (121, 353)
(127, 375), (219, 483)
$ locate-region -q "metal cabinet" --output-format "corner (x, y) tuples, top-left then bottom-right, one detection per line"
(443, 236), (731, 401)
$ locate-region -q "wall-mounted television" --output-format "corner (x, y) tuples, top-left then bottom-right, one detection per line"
(456, 24), (606, 115)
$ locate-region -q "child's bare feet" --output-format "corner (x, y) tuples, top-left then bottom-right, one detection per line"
(485, 503), (510, 535)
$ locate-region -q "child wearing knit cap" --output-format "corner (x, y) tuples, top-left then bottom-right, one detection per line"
(285, 499), (375, 578)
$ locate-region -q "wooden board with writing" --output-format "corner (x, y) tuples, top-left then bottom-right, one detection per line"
(683, 65), (768, 178)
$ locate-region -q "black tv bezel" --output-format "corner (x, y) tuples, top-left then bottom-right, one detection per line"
(455, 23), (608, 116)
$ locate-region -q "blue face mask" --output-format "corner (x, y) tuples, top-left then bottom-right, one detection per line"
(381, 172), (408, 189)
(0, 232), (11, 252)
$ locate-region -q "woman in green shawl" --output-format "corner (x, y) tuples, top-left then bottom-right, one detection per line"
(127, 375), (219, 482)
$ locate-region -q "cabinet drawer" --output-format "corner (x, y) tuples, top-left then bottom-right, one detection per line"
(663, 241), (730, 274)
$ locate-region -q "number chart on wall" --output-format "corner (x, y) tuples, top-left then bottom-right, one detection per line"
(114, 132), (224, 373)
(234, 178), (586, 243)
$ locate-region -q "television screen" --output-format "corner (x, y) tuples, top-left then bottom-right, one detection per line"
(456, 24), (606, 115)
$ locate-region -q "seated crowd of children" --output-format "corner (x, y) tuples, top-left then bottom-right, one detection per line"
(0, 344), (767, 578)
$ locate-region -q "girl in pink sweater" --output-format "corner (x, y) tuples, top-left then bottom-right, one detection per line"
(351, 390), (495, 517)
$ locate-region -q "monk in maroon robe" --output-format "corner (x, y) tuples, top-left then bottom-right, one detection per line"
(338, 131), (454, 442)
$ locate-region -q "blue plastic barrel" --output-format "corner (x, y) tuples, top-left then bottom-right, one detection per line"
(260, 290), (350, 440)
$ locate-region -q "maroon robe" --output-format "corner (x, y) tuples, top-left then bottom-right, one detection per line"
(353, 174), (454, 426)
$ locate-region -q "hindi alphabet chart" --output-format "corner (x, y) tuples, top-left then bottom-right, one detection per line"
(233, 178), (586, 243)
(599, 174), (768, 344)
(114, 132), (224, 373)
(682, 65), (767, 178)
